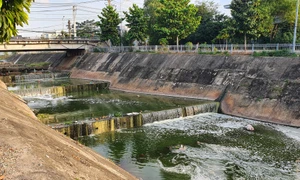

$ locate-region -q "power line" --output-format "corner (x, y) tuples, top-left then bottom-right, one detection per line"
(18, 29), (56, 33)
(30, 8), (72, 12)
(17, 24), (62, 30)
(77, 5), (103, 11)
(30, 5), (72, 8)
(33, 0), (106, 5)
(77, 8), (100, 14)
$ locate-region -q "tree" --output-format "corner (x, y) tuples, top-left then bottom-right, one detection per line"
(144, 0), (164, 45)
(76, 20), (99, 38)
(260, 0), (298, 42)
(97, 6), (121, 46)
(215, 28), (230, 49)
(120, 31), (131, 46)
(182, 1), (231, 44)
(153, 0), (201, 47)
(230, 0), (264, 50)
(124, 4), (148, 45)
(0, 0), (33, 42)
(57, 30), (69, 39)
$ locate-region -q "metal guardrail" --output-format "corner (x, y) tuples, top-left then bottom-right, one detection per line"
(92, 44), (300, 54)
(7, 38), (101, 45)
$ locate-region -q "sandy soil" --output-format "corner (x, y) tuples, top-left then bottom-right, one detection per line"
(0, 80), (138, 180)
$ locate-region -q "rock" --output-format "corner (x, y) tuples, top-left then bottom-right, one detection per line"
(245, 124), (254, 131)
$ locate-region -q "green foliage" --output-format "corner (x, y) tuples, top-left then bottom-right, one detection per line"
(0, 0), (33, 42)
(214, 24), (233, 44)
(230, 0), (264, 48)
(37, 113), (50, 120)
(253, 49), (297, 57)
(76, 20), (99, 38)
(124, 4), (148, 45)
(28, 62), (51, 68)
(159, 38), (168, 45)
(93, 48), (106, 53)
(185, 42), (193, 51)
(266, 0), (297, 25)
(182, 0), (300, 44)
(121, 31), (132, 46)
(114, 112), (123, 117)
(144, 0), (164, 45)
(97, 6), (121, 46)
(184, 1), (229, 44)
(152, 0), (201, 46)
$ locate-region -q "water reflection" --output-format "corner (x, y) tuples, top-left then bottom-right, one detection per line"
(79, 113), (300, 180)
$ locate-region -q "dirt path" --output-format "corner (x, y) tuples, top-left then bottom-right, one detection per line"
(0, 81), (138, 180)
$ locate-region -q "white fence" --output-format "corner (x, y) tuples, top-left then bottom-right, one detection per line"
(92, 43), (300, 54)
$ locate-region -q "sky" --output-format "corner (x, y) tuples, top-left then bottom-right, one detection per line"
(18, 0), (232, 38)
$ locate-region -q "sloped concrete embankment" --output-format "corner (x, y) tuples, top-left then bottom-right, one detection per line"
(0, 80), (137, 179)
(8, 52), (300, 126)
(69, 53), (300, 126)
(6, 52), (66, 69)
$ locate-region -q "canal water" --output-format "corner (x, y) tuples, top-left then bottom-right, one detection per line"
(8, 77), (300, 180)
(8, 78), (206, 124)
(79, 113), (300, 180)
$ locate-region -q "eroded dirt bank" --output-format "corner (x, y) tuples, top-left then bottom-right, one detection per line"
(0, 80), (137, 179)
(7, 52), (300, 126)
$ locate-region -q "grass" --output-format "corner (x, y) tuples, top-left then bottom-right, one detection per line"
(27, 62), (51, 68)
(198, 50), (230, 56)
(253, 49), (297, 57)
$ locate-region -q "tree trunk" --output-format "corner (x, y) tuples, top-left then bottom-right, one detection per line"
(244, 34), (247, 51)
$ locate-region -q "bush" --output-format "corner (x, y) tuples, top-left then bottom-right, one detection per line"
(93, 48), (106, 53)
(185, 42), (193, 51)
(114, 112), (123, 117)
(158, 38), (168, 46)
(253, 49), (297, 57)
(28, 62), (51, 68)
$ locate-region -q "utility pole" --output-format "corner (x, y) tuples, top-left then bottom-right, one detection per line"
(120, 0), (122, 51)
(293, 0), (299, 53)
(68, 20), (71, 38)
(73, 5), (77, 38)
(108, 0), (111, 6)
(62, 16), (65, 32)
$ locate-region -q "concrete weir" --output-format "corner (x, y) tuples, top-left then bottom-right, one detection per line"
(13, 81), (109, 97)
(53, 114), (143, 139)
(142, 102), (219, 124)
(53, 102), (219, 139)
(0, 72), (70, 83)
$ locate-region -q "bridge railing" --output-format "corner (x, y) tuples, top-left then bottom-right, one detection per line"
(92, 43), (300, 54)
(7, 38), (101, 45)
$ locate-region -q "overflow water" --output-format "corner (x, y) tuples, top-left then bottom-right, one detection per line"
(79, 113), (300, 180)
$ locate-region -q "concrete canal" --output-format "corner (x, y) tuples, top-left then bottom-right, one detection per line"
(7, 75), (300, 180)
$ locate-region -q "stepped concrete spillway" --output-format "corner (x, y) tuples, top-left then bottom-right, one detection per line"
(51, 102), (219, 139)
(0, 80), (138, 179)
(6, 52), (300, 126)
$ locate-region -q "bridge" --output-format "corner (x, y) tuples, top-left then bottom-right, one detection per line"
(0, 39), (100, 55)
